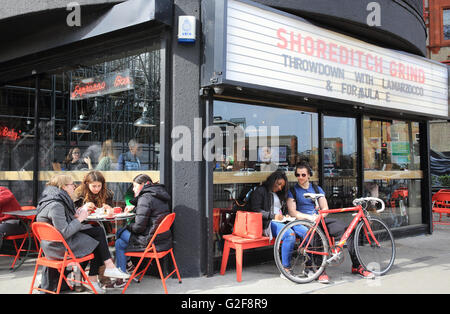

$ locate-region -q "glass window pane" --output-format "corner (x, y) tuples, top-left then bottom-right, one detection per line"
(212, 100), (318, 257)
(363, 116), (422, 228)
(444, 9), (450, 40)
(323, 116), (357, 209)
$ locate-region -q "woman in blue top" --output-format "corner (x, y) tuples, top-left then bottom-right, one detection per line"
(287, 161), (374, 283)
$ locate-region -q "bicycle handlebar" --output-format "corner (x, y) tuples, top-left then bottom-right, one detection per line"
(352, 197), (385, 213)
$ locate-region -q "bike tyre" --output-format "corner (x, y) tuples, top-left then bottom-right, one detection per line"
(354, 217), (396, 276)
(274, 220), (329, 284)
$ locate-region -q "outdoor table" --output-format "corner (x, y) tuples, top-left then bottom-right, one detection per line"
(85, 212), (136, 244)
(1, 209), (37, 271)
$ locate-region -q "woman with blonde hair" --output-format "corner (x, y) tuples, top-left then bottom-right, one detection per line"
(36, 174), (129, 294)
(96, 140), (115, 171)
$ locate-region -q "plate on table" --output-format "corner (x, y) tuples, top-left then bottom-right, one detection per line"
(86, 213), (107, 220)
(114, 212), (135, 218)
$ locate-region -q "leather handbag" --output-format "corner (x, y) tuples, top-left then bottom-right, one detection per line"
(232, 211), (263, 239)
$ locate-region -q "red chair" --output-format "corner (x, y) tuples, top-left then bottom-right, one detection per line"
(122, 213), (182, 294)
(29, 222), (99, 294)
(0, 206), (39, 268)
(220, 211), (273, 282)
(432, 191), (450, 228)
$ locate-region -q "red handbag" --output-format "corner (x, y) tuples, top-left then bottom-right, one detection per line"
(232, 211), (263, 239)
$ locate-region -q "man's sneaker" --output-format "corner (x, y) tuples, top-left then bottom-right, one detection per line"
(352, 265), (375, 279)
(126, 261), (136, 274)
(302, 269), (315, 278)
(317, 272), (330, 284)
(104, 279), (127, 289)
(104, 267), (131, 279)
(89, 281), (106, 294)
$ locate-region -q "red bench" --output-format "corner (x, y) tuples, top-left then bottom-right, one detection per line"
(220, 234), (274, 282)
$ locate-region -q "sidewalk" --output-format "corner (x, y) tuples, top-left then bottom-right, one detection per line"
(1, 226), (450, 294)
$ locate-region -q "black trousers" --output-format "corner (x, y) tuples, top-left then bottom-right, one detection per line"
(319, 217), (360, 267)
(79, 226), (112, 276)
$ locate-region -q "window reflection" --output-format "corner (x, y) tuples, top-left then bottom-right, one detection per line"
(444, 9), (450, 41)
(212, 100), (318, 257)
(0, 45), (161, 207)
(363, 117), (422, 228)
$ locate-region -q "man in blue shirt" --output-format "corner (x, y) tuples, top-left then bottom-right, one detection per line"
(287, 161), (374, 283)
(117, 139), (141, 171)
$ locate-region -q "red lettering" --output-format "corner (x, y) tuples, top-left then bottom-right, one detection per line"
(277, 28), (288, 49)
(329, 42), (338, 62)
(355, 50), (364, 68)
(290, 32), (301, 53)
(339, 46), (349, 64)
(374, 57), (383, 73)
(304, 36), (314, 56)
(114, 75), (131, 87)
(418, 69), (425, 83)
(390, 61), (397, 77)
(0, 126), (19, 141)
(316, 39), (326, 59)
(398, 63), (405, 79)
(366, 53), (373, 71)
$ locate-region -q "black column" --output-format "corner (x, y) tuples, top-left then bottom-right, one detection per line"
(171, 0), (205, 277)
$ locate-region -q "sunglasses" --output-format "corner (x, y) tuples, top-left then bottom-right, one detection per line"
(294, 173), (307, 178)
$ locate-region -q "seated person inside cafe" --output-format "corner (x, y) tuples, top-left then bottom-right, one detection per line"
(287, 161), (374, 284)
(114, 174), (172, 288)
(249, 170), (308, 277)
(62, 147), (92, 171)
(36, 174), (130, 294)
(0, 186), (27, 252)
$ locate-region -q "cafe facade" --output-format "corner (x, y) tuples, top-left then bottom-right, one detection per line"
(0, 0), (448, 278)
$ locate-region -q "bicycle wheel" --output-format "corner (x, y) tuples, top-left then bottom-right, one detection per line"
(274, 220), (329, 284)
(354, 217), (396, 276)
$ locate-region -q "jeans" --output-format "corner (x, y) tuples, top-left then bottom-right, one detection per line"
(115, 228), (131, 272)
(271, 221), (308, 269)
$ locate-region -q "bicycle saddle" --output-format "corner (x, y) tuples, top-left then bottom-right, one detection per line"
(304, 193), (325, 200)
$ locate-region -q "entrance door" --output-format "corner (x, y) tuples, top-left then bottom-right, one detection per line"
(323, 115), (358, 209)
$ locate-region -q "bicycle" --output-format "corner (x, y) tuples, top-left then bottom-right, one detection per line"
(274, 194), (396, 284)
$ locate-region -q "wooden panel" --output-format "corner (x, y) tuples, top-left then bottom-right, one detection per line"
(213, 171), (318, 184)
(0, 171), (160, 183)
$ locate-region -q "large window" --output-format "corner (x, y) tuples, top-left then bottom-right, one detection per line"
(212, 100), (318, 256)
(363, 117), (422, 228)
(0, 44), (162, 206)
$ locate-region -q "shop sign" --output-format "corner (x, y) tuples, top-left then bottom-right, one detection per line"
(205, 0), (449, 118)
(70, 69), (134, 100)
(0, 126), (20, 141)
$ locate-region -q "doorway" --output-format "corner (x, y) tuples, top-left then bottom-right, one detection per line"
(322, 115), (358, 209)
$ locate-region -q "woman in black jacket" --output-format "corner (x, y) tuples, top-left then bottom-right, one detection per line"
(114, 174), (172, 287)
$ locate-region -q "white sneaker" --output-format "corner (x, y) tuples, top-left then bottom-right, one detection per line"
(90, 281), (106, 294)
(104, 267), (131, 279)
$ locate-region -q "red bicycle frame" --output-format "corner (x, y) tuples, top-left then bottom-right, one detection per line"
(300, 205), (381, 257)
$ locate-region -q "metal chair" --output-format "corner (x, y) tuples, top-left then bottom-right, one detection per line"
(121, 213), (182, 294)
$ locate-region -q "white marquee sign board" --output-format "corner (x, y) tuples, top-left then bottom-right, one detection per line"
(222, 0), (448, 118)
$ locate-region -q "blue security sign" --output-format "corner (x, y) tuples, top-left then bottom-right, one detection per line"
(178, 16), (196, 43)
